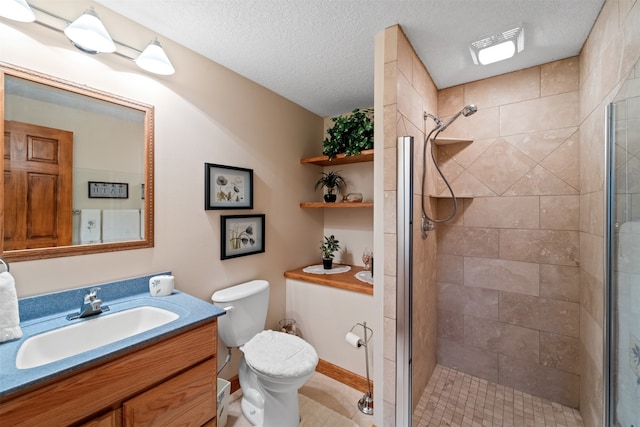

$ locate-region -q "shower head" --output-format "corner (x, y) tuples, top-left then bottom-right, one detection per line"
(462, 104), (478, 117)
(440, 104), (478, 131)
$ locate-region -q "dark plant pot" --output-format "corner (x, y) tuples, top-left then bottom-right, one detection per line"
(322, 258), (333, 270)
(324, 193), (337, 203)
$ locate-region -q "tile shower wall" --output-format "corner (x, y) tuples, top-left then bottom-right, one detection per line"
(434, 58), (582, 409)
(578, 1), (639, 426)
(374, 2), (639, 426)
(379, 25), (439, 425)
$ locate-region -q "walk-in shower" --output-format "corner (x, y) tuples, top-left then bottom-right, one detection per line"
(396, 104), (477, 426)
(420, 104), (477, 238)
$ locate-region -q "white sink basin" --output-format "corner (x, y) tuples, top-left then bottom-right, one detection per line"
(16, 306), (179, 369)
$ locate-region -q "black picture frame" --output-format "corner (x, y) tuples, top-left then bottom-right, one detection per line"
(220, 214), (265, 260)
(205, 163), (253, 210)
(88, 181), (129, 199)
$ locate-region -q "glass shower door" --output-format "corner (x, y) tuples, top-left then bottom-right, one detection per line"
(606, 91), (640, 427)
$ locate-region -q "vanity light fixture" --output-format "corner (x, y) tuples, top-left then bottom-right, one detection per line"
(135, 38), (175, 75)
(64, 6), (115, 53)
(0, 2), (175, 76)
(0, 0), (35, 22)
(469, 25), (524, 65)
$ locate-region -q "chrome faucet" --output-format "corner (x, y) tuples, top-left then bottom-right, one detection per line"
(66, 287), (110, 320)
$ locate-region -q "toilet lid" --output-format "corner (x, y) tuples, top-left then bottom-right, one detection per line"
(242, 330), (318, 377)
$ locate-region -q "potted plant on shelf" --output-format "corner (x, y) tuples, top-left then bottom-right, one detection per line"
(323, 108), (374, 160)
(320, 235), (340, 270)
(314, 170), (346, 202)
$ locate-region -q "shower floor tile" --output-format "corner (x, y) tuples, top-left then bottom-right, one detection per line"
(413, 365), (584, 427)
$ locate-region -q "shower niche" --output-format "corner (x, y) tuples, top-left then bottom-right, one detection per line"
(428, 136), (491, 199)
(431, 137), (474, 145)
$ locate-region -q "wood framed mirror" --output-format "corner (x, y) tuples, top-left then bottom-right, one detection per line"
(1, 62), (154, 262)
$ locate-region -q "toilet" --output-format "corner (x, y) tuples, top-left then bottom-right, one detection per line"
(212, 280), (318, 427)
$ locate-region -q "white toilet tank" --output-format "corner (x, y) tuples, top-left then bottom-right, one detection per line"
(211, 280), (269, 347)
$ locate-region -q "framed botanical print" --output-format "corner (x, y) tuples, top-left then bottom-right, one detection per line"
(220, 214), (265, 259)
(205, 163), (253, 210)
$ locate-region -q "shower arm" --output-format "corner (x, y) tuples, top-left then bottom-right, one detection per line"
(424, 112), (443, 128)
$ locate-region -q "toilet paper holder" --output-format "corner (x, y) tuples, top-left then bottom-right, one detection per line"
(348, 322), (372, 347)
(348, 321), (373, 415)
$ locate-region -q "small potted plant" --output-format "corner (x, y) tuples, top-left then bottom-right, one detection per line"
(320, 235), (340, 269)
(314, 170), (346, 203)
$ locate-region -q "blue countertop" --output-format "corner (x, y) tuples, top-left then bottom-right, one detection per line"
(0, 272), (225, 399)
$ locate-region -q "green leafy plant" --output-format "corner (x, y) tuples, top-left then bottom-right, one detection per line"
(320, 235), (340, 260)
(314, 170), (346, 196)
(323, 108), (374, 160)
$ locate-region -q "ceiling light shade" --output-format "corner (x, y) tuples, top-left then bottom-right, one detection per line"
(470, 26), (524, 65)
(135, 38), (175, 75)
(0, 0), (35, 22)
(64, 6), (115, 54)
(478, 40), (516, 65)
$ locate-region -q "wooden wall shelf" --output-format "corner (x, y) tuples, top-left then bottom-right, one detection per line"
(300, 202), (373, 208)
(284, 264), (373, 295)
(300, 149), (374, 166)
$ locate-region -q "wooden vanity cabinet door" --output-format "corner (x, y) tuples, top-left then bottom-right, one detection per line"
(80, 409), (121, 427)
(123, 358), (217, 427)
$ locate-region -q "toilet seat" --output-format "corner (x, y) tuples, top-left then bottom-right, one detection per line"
(242, 330), (318, 378)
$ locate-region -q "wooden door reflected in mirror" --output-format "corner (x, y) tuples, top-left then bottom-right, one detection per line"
(1, 62), (154, 262)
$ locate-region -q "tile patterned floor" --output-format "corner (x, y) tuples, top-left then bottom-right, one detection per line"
(413, 365), (584, 427)
(225, 365), (584, 427)
(225, 372), (373, 427)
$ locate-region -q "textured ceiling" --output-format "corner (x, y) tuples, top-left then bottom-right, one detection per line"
(96, 0), (605, 117)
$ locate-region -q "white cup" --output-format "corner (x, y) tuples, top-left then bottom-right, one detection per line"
(149, 275), (175, 297)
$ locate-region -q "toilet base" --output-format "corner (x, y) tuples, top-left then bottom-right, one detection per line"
(240, 391), (264, 426)
(239, 356), (311, 427)
(241, 389), (300, 427)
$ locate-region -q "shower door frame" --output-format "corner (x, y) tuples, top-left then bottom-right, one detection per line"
(396, 136), (413, 427)
(604, 101), (614, 427)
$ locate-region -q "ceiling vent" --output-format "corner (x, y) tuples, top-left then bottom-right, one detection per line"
(470, 26), (524, 65)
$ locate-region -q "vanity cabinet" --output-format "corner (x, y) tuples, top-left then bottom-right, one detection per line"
(1, 321), (218, 427)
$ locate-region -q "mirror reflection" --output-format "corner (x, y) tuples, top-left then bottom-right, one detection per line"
(1, 64), (154, 261)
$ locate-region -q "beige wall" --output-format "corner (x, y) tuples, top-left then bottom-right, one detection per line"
(1, 1), (323, 380)
(578, 1), (640, 426)
(377, 25), (439, 425)
(434, 58), (582, 408)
